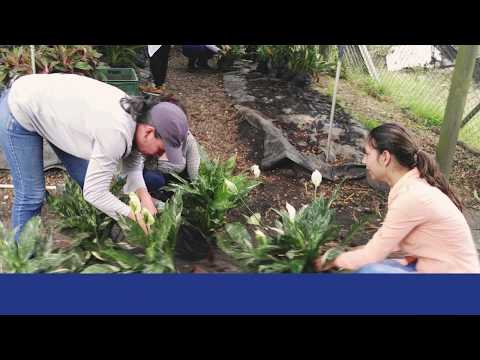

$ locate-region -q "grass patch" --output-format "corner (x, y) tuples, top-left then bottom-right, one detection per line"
(346, 70), (388, 100)
(355, 114), (382, 130)
(379, 71), (446, 127)
(324, 64), (480, 151)
(326, 80), (334, 97)
(459, 117), (480, 151)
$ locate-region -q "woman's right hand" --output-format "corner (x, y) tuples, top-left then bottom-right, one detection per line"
(314, 255), (337, 272)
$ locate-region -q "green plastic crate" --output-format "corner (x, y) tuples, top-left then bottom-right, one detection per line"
(95, 67), (139, 96)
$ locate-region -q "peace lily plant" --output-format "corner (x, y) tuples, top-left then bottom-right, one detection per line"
(113, 191), (184, 273)
(165, 155), (260, 240)
(217, 170), (370, 273)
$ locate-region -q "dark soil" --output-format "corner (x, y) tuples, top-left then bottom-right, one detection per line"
(241, 72), (365, 163)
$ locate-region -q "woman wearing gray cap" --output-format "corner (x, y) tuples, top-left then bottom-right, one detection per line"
(0, 73), (189, 239)
(124, 94), (201, 204)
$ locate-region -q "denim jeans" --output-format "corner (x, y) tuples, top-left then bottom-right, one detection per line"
(0, 89), (88, 239)
(143, 169), (166, 193)
(355, 259), (417, 273)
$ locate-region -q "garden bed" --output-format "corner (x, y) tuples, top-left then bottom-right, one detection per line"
(2, 46), (478, 273)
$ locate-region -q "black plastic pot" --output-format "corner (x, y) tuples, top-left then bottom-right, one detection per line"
(174, 224), (211, 261)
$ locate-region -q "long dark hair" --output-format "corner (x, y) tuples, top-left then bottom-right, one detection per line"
(368, 123), (463, 211)
(119, 94), (188, 129)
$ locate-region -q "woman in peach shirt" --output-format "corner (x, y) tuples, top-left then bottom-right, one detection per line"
(316, 123), (480, 273)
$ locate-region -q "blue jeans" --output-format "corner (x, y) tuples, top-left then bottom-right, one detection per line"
(0, 90), (88, 239)
(143, 169), (166, 193)
(356, 259), (417, 273)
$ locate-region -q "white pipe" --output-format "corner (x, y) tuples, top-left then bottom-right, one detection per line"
(30, 45), (36, 74)
(326, 58), (342, 163)
(0, 184), (57, 190)
(358, 45), (379, 82)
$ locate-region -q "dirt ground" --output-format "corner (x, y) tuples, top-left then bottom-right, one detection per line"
(1, 46), (479, 272)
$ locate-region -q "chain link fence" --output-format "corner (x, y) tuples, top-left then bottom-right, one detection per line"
(341, 45), (480, 152)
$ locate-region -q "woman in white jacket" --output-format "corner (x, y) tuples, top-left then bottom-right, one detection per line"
(0, 73), (189, 239)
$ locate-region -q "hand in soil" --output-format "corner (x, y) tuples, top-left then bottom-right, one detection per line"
(314, 252), (338, 272)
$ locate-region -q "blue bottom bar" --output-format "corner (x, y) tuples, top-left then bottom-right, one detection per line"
(1, 274), (479, 315)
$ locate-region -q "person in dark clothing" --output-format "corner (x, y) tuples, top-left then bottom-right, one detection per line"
(182, 45), (221, 71)
(148, 45), (171, 86)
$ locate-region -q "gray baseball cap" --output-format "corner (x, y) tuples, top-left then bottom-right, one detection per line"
(149, 102), (188, 165)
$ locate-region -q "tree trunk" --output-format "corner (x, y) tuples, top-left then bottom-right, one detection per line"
(436, 45), (479, 177)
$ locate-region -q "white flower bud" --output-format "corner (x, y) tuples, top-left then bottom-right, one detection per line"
(311, 170), (322, 188)
(286, 202), (296, 222)
(250, 164), (261, 178)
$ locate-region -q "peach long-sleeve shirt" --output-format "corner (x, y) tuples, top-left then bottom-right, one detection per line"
(336, 168), (480, 273)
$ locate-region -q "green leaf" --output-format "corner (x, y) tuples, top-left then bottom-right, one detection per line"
(81, 264), (120, 273)
(142, 262), (172, 273)
(20, 261), (40, 273)
(28, 253), (74, 273)
(18, 216), (43, 262)
(322, 248), (342, 263)
(224, 223), (252, 247)
(99, 248), (142, 270)
(74, 61), (92, 70)
(289, 259), (306, 273)
(223, 155), (237, 175)
(341, 214), (372, 248)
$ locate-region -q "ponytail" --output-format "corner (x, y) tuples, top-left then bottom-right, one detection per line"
(416, 150), (463, 211)
(369, 123), (464, 212)
(120, 93), (188, 124)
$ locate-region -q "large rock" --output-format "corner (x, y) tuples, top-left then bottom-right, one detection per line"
(235, 105), (366, 181)
(223, 71), (256, 103)
(226, 62), (369, 182)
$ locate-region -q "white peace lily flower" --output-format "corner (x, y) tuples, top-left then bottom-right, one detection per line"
(128, 192), (141, 214)
(286, 202), (296, 222)
(311, 170), (322, 188)
(141, 208), (155, 226)
(247, 213), (262, 226)
(250, 164), (261, 178)
(224, 179), (238, 194)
